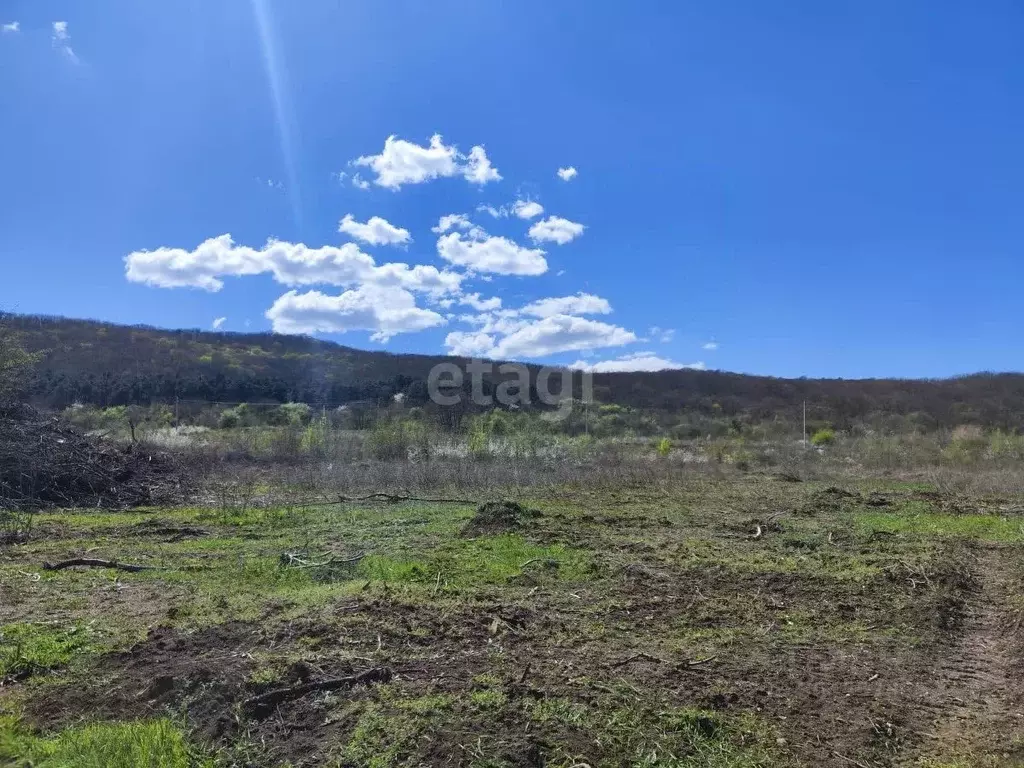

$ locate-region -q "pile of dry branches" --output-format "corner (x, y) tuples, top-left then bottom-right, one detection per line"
(0, 403), (191, 510)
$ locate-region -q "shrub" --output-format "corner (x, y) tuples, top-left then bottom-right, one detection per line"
(656, 437), (672, 458)
(366, 420), (414, 460)
(810, 428), (835, 446)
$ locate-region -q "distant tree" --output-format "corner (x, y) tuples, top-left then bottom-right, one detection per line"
(0, 327), (38, 407)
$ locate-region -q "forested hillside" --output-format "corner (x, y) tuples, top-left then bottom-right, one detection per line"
(6, 312), (1024, 431)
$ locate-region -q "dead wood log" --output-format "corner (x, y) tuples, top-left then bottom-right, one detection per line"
(42, 558), (156, 573)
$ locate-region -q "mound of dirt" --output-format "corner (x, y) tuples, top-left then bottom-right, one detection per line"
(0, 404), (191, 510)
(460, 500), (540, 537)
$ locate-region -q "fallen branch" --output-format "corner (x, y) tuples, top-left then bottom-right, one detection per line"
(280, 552), (366, 569)
(752, 525), (763, 539)
(611, 652), (667, 668)
(242, 667), (393, 715)
(687, 654), (718, 667)
(42, 558), (156, 573)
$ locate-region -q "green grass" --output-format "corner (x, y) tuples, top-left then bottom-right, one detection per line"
(0, 623), (93, 679)
(0, 716), (211, 768)
(357, 533), (589, 587)
(853, 511), (1024, 542)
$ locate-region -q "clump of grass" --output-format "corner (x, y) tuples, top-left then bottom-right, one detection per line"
(0, 623), (92, 679)
(0, 716), (210, 768)
(357, 534), (588, 588)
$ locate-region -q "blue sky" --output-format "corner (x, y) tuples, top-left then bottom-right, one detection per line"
(2, 1), (1023, 378)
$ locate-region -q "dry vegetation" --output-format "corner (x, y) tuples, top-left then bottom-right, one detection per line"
(3, 422), (1024, 766)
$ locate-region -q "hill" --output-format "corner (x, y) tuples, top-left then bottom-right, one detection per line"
(5, 312), (1024, 431)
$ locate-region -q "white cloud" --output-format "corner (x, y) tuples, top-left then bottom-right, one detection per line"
(436, 231), (547, 276)
(521, 293), (611, 318)
(463, 145), (501, 185)
(648, 326), (675, 343)
(459, 292), (502, 312)
(125, 234), (462, 295)
(446, 313), (636, 359)
(477, 198), (544, 220)
(352, 134), (500, 190)
(557, 166), (578, 182)
(351, 174), (370, 190)
(528, 216), (585, 245)
(51, 20), (78, 63)
(212, 317), (227, 330)
(702, 341), (719, 350)
(572, 353), (705, 373)
(487, 315), (636, 358)
(513, 199), (544, 219)
(478, 204), (504, 218)
(432, 213), (472, 234)
(2, 21), (19, 33)
(338, 214), (411, 247)
(445, 330), (497, 357)
(265, 285), (445, 341)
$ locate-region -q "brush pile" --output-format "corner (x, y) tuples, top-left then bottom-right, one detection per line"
(0, 403), (190, 510)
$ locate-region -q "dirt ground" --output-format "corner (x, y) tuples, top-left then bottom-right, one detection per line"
(2, 475), (1023, 766)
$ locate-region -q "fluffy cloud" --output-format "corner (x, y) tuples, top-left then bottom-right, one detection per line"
(572, 353), (705, 373)
(557, 166), (578, 181)
(351, 174), (370, 190)
(445, 330), (497, 357)
(2, 21), (19, 33)
(265, 285), (445, 341)
(446, 313), (635, 359)
(460, 292), (502, 312)
(513, 200), (544, 219)
(528, 216), (585, 245)
(488, 315), (636, 358)
(431, 213), (471, 234)
(212, 317), (227, 330)
(436, 231), (547, 276)
(52, 20), (78, 63)
(338, 214), (411, 246)
(521, 293), (611, 318)
(125, 234), (462, 295)
(463, 145), (501, 185)
(352, 134), (500, 190)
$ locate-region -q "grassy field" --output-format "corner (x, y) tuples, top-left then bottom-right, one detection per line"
(2, 475), (1023, 767)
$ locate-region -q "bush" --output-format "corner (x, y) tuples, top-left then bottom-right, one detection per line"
(656, 437), (672, 458)
(810, 428), (836, 446)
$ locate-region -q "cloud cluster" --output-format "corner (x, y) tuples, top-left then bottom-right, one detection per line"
(444, 293), (633, 359)
(2, 21), (19, 33)
(436, 231), (548, 276)
(266, 285), (445, 340)
(123, 133), (686, 366)
(352, 134), (500, 190)
(125, 234), (461, 295)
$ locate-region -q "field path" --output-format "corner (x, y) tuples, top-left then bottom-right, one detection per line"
(918, 543), (1024, 765)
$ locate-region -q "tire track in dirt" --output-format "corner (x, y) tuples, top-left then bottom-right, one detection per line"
(918, 543), (1024, 764)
